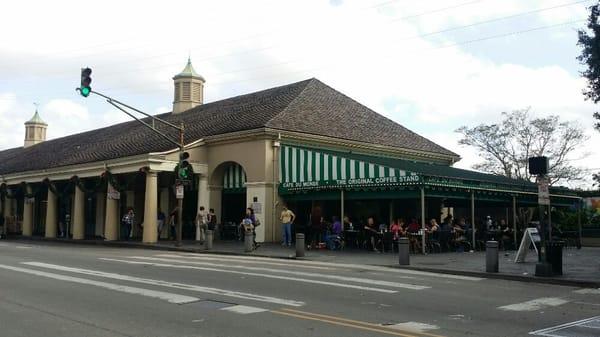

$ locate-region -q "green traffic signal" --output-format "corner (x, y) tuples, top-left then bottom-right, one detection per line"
(80, 86), (91, 97)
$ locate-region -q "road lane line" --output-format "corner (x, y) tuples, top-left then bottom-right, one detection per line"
(0, 263), (198, 304)
(128, 256), (428, 290)
(161, 253), (482, 281)
(574, 288), (600, 295)
(22, 261), (304, 307)
(279, 308), (445, 337)
(529, 316), (600, 336)
(99, 258), (402, 293)
(498, 297), (569, 312)
(221, 305), (268, 314)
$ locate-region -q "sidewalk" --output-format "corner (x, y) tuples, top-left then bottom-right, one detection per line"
(5, 236), (600, 287)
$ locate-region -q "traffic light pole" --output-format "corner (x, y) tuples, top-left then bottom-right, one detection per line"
(78, 88), (187, 247)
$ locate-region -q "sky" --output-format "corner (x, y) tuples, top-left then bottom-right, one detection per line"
(0, 0), (598, 188)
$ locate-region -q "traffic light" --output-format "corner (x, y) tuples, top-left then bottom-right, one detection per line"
(178, 151), (190, 179)
(80, 67), (92, 97)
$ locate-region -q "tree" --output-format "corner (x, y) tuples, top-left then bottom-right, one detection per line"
(455, 108), (587, 186)
(578, 3), (600, 187)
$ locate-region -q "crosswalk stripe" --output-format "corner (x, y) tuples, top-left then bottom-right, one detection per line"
(99, 258), (406, 293)
(161, 253), (483, 281)
(574, 288), (600, 295)
(221, 305), (268, 314)
(22, 261), (304, 307)
(128, 256), (427, 289)
(153, 254), (345, 271)
(498, 297), (569, 312)
(0, 263), (198, 304)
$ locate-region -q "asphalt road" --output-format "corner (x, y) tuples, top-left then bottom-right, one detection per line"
(0, 241), (599, 337)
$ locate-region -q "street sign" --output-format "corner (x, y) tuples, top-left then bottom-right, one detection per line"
(537, 176), (550, 206)
(175, 179), (192, 186)
(176, 184), (184, 199)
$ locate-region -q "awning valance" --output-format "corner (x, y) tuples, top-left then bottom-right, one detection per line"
(279, 145), (421, 192)
(223, 163), (246, 190)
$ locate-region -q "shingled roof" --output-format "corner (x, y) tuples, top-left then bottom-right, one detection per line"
(0, 78), (457, 175)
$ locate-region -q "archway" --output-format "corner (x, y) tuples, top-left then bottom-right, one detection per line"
(210, 161), (247, 240)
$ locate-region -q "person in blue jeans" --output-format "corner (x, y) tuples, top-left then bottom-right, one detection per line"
(327, 216), (343, 250)
(279, 206), (295, 247)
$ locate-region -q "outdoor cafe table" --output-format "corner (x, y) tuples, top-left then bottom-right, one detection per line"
(344, 229), (360, 248)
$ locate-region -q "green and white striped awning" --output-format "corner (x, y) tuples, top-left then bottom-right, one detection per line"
(223, 163), (246, 190)
(279, 145), (420, 192)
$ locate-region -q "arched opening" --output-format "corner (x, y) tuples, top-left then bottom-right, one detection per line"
(210, 161), (247, 240)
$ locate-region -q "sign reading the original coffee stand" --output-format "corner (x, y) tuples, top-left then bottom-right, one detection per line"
(279, 145), (421, 192)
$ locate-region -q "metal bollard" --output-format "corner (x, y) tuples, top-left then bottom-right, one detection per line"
(296, 233), (305, 257)
(244, 231), (254, 252)
(486, 241), (499, 273)
(398, 237), (410, 265)
(205, 230), (213, 250)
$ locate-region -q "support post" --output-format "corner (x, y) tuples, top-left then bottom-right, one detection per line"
(512, 196), (517, 247)
(142, 170), (158, 243)
(95, 191), (105, 238)
(420, 187), (426, 254)
(296, 233), (305, 257)
(471, 190), (475, 250)
(72, 184), (85, 240)
(577, 198), (582, 248)
(486, 241), (499, 273)
(176, 198), (183, 247)
(340, 189), (345, 231)
(45, 187), (57, 238)
(398, 237), (409, 265)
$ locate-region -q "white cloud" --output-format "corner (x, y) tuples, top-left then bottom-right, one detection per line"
(0, 0), (598, 187)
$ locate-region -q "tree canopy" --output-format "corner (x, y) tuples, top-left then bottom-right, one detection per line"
(456, 108), (587, 186)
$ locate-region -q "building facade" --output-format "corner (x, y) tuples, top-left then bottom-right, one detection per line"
(0, 60), (580, 245)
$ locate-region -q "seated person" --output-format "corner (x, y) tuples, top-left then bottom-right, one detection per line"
(343, 215), (354, 230)
(406, 218), (422, 252)
(441, 214), (453, 231)
(390, 218), (405, 241)
(406, 218), (420, 233)
(426, 219), (439, 233)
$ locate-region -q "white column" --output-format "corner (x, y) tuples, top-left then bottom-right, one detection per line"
(45, 187), (57, 238)
(72, 185), (85, 240)
(196, 174), (209, 211)
(2, 196), (10, 236)
(104, 182), (119, 241)
(246, 183), (268, 243)
(142, 171), (158, 243)
(22, 186), (33, 236)
(95, 191), (105, 237)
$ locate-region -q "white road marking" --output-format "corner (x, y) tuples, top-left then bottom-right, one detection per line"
(99, 258), (406, 293)
(0, 263), (198, 304)
(385, 322), (439, 333)
(530, 316), (600, 336)
(129, 256), (428, 290)
(15, 246), (32, 249)
(160, 253), (483, 281)
(153, 254), (341, 271)
(221, 305), (268, 314)
(22, 262), (304, 307)
(498, 297), (569, 312)
(574, 288), (600, 295)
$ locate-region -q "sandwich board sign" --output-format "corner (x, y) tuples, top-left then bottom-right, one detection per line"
(515, 227), (541, 263)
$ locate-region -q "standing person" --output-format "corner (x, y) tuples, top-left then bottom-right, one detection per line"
(195, 206), (208, 243)
(157, 210), (166, 238)
(280, 206), (295, 247)
(308, 206), (323, 250)
(207, 208), (217, 231)
(121, 207), (134, 241)
(363, 216), (380, 252)
(240, 207), (259, 249)
(168, 207), (178, 240)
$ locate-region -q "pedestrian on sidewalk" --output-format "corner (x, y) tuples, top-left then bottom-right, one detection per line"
(208, 208), (217, 231)
(157, 210), (166, 238)
(195, 206), (208, 243)
(240, 207), (260, 249)
(280, 205), (295, 247)
(121, 208), (134, 241)
(168, 207), (178, 240)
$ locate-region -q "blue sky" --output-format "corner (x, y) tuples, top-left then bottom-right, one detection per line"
(0, 0), (598, 187)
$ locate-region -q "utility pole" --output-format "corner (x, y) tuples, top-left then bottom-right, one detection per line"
(77, 69), (187, 246)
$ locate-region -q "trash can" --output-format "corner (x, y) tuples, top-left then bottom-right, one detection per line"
(546, 240), (564, 275)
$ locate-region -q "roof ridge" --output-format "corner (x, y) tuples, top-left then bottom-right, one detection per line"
(265, 78), (317, 126)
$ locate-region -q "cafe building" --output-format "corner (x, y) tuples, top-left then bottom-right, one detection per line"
(0, 59), (580, 247)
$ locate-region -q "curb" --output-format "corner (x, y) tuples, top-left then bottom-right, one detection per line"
(4, 236), (598, 288)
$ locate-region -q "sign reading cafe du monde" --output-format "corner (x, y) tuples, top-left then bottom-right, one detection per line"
(282, 175), (420, 189)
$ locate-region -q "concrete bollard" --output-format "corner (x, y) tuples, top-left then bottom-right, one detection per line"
(398, 237), (410, 265)
(244, 231), (254, 252)
(205, 230), (213, 250)
(296, 233), (305, 257)
(486, 241), (499, 273)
